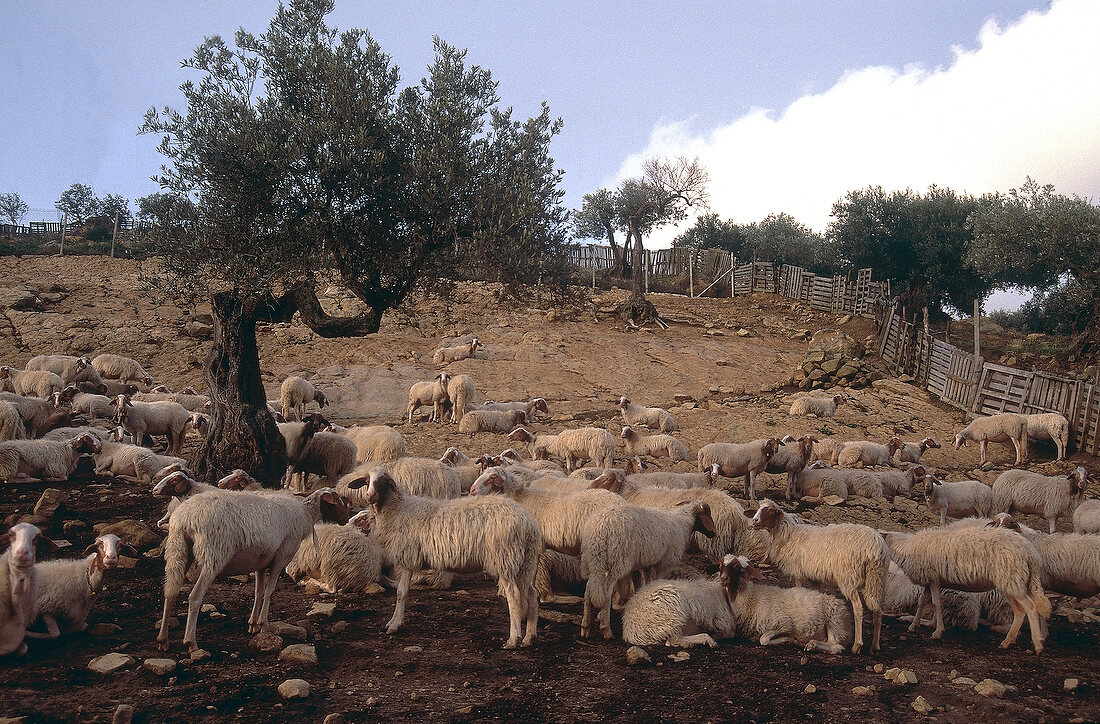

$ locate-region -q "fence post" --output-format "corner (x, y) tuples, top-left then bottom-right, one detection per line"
(58, 213), (67, 256)
(688, 251), (694, 298)
(110, 213), (120, 258)
(590, 244), (595, 290)
(973, 299), (981, 360)
(731, 257), (736, 297)
(644, 249), (649, 294)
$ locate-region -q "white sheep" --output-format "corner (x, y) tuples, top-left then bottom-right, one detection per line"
(0, 392), (76, 438)
(406, 372), (450, 423)
(152, 468), (259, 531)
(621, 571), (735, 649)
(1073, 499), (1100, 534)
(883, 562), (981, 632)
(94, 440), (186, 484)
(792, 461), (851, 502)
(697, 437), (783, 501)
(0, 367), (64, 399)
(113, 395), (190, 455)
(882, 524), (1051, 653)
(871, 464), (926, 498)
(41, 425), (110, 442)
(992, 466), (1089, 533)
(0, 433), (102, 483)
(26, 534), (135, 638)
(788, 394), (845, 418)
(750, 499), (887, 654)
(620, 425), (688, 462)
(157, 487), (351, 653)
(624, 458), (720, 489)
(811, 437), (844, 464)
(509, 426), (616, 471)
(498, 447), (567, 476)
(896, 437), (941, 464)
(924, 476), (993, 526)
(835, 438), (903, 468)
(0, 401), (24, 443)
(341, 425), (406, 463)
(1, 523), (57, 655)
(25, 354), (105, 388)
(339, 457), (461, 503)
(432, 337), (482, 365)
(953, 413), (1029, 465)
(478, 398), (549, 423)
(133, 390), (210, 412)
(90, 354), (154, 387)
(445, 373), (476, 424)
(989, 516), (1100, 599)
(764, 434), (817, 499)
(458, 408), (527, 435)
(277, 414), (328, 485)
(285, 512), (384, 594)
(580, 499), (716, 639)
(286, 430), (356, 492)
(53, 386), (115, 419)
(347, 468), (540, 649)
(618, 396), (677, 432)
(439, 447), (482, 494)
(1025, 413), (1070, 460)
(279, 375), (329, 423)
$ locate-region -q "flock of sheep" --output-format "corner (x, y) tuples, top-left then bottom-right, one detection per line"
(1, 339), (1098, 668)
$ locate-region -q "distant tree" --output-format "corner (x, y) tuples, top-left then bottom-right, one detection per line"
(98, 194), (132, 223)
(672, 212), (747, 255)
(0, 193), (28, 225)
(54, 183), (99, 224)
(967, 178), (1100, 356)
(989, 278), (1094, 337)
(574, 188), (630, 276)
(744, 213), (837, 273)
(136, 192), (196, 225)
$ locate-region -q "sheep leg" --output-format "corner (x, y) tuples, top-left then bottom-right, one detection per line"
(929, 581), (945, 639)
(759, 631), (794, 646)
(978, 440), (988, 465)
(23, 614), (61, 639)
(744, 473), (754, 501)
(1046, 517), (1056, 535)
(785, 471), (797, 500)
(850, 595), (864, 654)
(386, 569), (413, 634)
(540, 593), (584, 605)
(182, 567), (217, 652)
(667, 633), (717, 648)
(580, 586), (595, 638)
(499, 579), (524, 649)
(1000, 596), (1026, 650)
(247, 569), (267, 633)
(598, 579), (616, 640)
(871, 606), (883, 652)
(1022, 596), (1044, 654)
(908, 587), (927, 632)
(523, 584), (539, 647)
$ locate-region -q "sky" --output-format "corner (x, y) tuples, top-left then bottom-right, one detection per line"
(2, 0), (1096, 310)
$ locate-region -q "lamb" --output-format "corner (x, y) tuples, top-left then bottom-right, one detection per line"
(835, 438), (903, 468)
(340, 425), (406, 463)
(697, 437), (784, 501)
(620, 425), (688, 462)
(458, 408), (527, 435)
(896, 437), (941, 464)
(590, 472), (747, 565)
(1025, 413), (1071, 460)
(25, 534), (135, 639)
(345, 468), (540, 648)
(0, 433), (102, 483)
(871, 464), (926, 498)
(1073, 499), (1100, 534)
(432, 337), (482, 365)
(444, 373), (476, 424)
(0, 367), (64, 399)
(764, 434), (817, 499)
(113, 395), (190, 455)
(94, 440), (186, 484)
(788, 394), (845, 418)
(509, 426), (616, 471)
(992, 466), (1089, 533)
(953, 413), (1029, 465)
(25, 355), (105, 388)
(924, 476), (994, 526)
(90, 354), (154, 387)
(286, 430), (356, 492)
(0, 392), (75, 438)
(279, 375), (329, 423)
(534, 550), (585, 605)
(749, 499), (887, 654)
(338, 457), (461, 503)
(406, 372), (450, 423)
(988, 516), (1100, 599)
(883, 562), (981, 632)
(53, 386), (115, 419)
(618, 396), (677, 432)
(284, 512), (384, 594)
(579, 499), (715, 639)
(881, 524), (1051, 652)
(623, 459), (720, 489)
(0, 402), (23, 443)
(477, 398), (549, 423)
(157, 487), (350, 653)
(440, 447), (482, 493)
(621, 566), (736, 649)
(1, 523), (57, 656)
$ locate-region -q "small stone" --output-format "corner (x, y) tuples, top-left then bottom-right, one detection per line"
(884, 667), (901, 681)
(873, 663), (884, 673)
(89, 623), (122, 636)
(974, 678), (1007, 697)
(189, 648), (211, 662)
(626, 646), (651, 666)
(330, 620), (348, 634)
(737, 328), (751, 337)
(200, 603), (218, 615)
(361, 582), (385, 595)
(88, 652), (134, 674)
(668, 651), (690, 662)
(898, 670), (918, 685)
(250, 631), (284, 653)
(279, 644), (318, 666)
(911, 696), (933, 714)
(1064, 678), (1079, 692)
(323, 715), (346, 724)
(143, 658), (177, 675)
(0, 717), (32, 724)
(403, 646), (423, 653)
(951, 677), (977, 686)
(804, 684), (816, 694)
(270, 622), (308, 641)
(851, 686), (874, 696)
(454, 706), (474, 715)
(33, 488), (68, 518)
(112, 704), (134, 724)
(278, 678), (311, 699)
(308, 602), (336, 618)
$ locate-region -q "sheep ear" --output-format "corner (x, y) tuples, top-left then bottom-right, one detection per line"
(694, 503), (716, 536)
(345, 476), (369, 490)
(83, 543), (98, 557)
(913, 466), (926, 477)
(120, 544), (138, 558)
(37, 535), (59, 554)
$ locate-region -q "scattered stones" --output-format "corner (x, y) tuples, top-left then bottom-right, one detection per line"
(403, 646), (423, 653)
(668, 651), (690, 662)
(361, 582), (385, 595)
(851, 686), (875, 696)
(250, 631), (284, 653)
(189, 648), (211, 662)
(33, 488), (68, 518)
(278, 679), (311, 699)
(626, 646), (651, 666)
(330, 620), (348, 634)
(92, 519), (161, 550)
(974, 678), (1007, 697)
(112, 704), (134, 724)
(1064, 678), (1079, 692)
(323, 715), (346, 724)
(308, 602), (336, 618)
(883, 668), (917, 685)
(911, 696), (933, 714)
(270, 622), (308, 641)
(89, 623), (122, 636)
(88, 652), (134, 674)
(143, 658), (177, 676)
(804, 684), (817, 694)
(950, 677), (978, 686)
(873, 663), (884, 673)
(279, 644), (318, 666)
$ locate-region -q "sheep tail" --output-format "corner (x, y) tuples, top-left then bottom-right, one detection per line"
(1028, 566), (1052, 619)
(861, 553), (887, 611)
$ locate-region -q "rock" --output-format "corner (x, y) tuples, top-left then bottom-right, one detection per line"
(278, 679), (311, 699)
(93, 519), (161, 550)
(837, 363), (860, 378)
(897, 670), (918, 685)
(673, 393), (694, 403)
(0, 287), (39, 311)
(545, 309), (561, 323)
(737, 328), (751, 337)
(32, 488), (68, 518)
(89, 623), (122, 636)
(330, 620), (348, 634)
(189, 648), (211, 662)
(822, 495), (846, 506)
(183, 321), (213, 338)
(760, 384), (774, 393)
(820, 358), (841, 374)
(403, 645), (423, 653)
(626, 646), (651, 666)
(911, 696), (933, 714)
(250, 631), (284, 653)
(838, 315), (852, 325)
(884, 667), (901, 681)
(88, 652), (135, 674)
(538, 609), (581, 625)
(112, 704), (134, 724)
(898, 373), (914, 383)
(804, 684), (817, 694)
(308, 601), (336, 618)
(805, 350), (827, 364)
(360, 582), (385, 595)
(807, 369), (826, 381)
(808, 329), (859, 360)
(1064, 678), (1079, 692)
(279, 644), (318, 666)
(951, 677), (977, 686)
(974, 678), (1007, 697)
(323, 715), (347, 724)
(873, 663), (884, 674)
(851, 686), (875, 696)
(270, 622), (308, 641)
(0, 717), (32, 724)
(143, 658), (177, 675)
(668, 651), (690, 662)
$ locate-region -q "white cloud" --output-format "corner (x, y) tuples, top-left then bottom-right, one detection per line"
(615, 0), (1100, 248)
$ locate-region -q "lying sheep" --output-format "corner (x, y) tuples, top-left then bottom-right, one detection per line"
(157, 487), (350, 653)
(618, 396), (677, 432)
(498, 447), (567, 476)
(750, 499), (887, 654)
(872, 464), (926, 498)
(620, 425), (688, 462)
(26, 534), (135, 639)
(406, 372), (449, 423)
(285, 512), (384, 594)
(440, 447), (482, 493)
(954, 413), (1028, 465)
(0, 393), (76, 439)
(1025, 413), (1070, 461)
(992, 466), (1089, 533)
(0, 367), (64, 399)
(623, 458), (720, 489)
(883, 562), (981, 632)
(0, 433), (102, 483)
(94, 440), (186, 485)
(924, 476), (993, 526)
(1073, 499), (1100, 534)
(1, 523), (57, 655)
(340, 425), (406, 463)
(534, 550), (585, 605)
(697, 437), (783, 501)
(989, 516), (1100, 599)
(621, 565), (736, 649)
(765, 434), (817, 499)
(458, 409), (526, 435)
(25, 355), (104, 388)
(90, 354), (154, 387)
(53, 386), (115, 419)
(133, 390), (210, 412)
(346, 469), (540, 649)
(811, 437), (844, 464)
(478, 398), (549, 423)
(279, 375), (328, 423)
(788, 394), (845, 418)
(509, 426), (616, 471)
(896, 437), (941, 464)
(794, 461), (852, 502)
(99, 380), (137, 397)
(445, 373), (476, 424)
(835, 438), (903, 468)
(113, 395), (191, 455)
(432, 338), (482, 365)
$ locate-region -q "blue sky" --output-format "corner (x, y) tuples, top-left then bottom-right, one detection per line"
(3, 1), (1096, 310)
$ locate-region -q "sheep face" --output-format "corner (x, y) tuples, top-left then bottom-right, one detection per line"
(833, 395), (845, 406)
(361, 469), (397, 507)
(5, 523), (56, 569)
(74, 433), (102, 455)
(316, 488), (351, 525)
(85, 534), (135, 570)
(589, 471), (624, 494)
(617, 396), (630, 409)
(153, 470), (196, 497)
(1071, 467), (1090, 499)
(349, 509), (374, 534)
(470, 469), (507, 496)
(887, 437), (904, 455)
(763, 438), (783, 458)
(507, 427), (533, 443)
(152, 463), (189, 486)
(690, 501), (716, 538)
(921, 437), (941, 451)
(986, 513), (1021, 531)
(533, 398), (549, 414)
(922, 476), (941, 506)
(620, 426), (635, 441)
(747, 499), (783, 530)
(217, 469), (257, 491)
(314, 391), (329, 408)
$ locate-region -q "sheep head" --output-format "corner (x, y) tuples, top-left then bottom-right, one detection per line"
(314, 390), (329, 408)
(358, 469), (397, 508)
(72, 432), (102, 455)
(987, 513), (1021, 532)
(833, 395), (846, 406)
(747, 498), (783, 530)
(887, 437), (904, 455)
(349, 510), (374, 535)
(620, 426), (637, 441)
(470, 469), (508, 496)
(507, 427), (533, 443)
(314, 488), (350, 525)
(151, 463), (190, 486)
(84, 534), (136, 570)
(1070, 467), (1090, 498)
(690, 501), (716, 538)
(533, 398), (549, 414)
(617, 396), (630, 409)
(153, 470), (197, 497)
(5, 523), (56, 570)
(217, 469), (258, 491)
(589, 471), (625, 495)
(921, 437), (941, 451)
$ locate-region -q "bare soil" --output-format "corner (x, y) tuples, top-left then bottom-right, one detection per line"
(0, 255), (1097, 723)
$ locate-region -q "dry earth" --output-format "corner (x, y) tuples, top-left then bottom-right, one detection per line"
(0, 255), (1097, 723)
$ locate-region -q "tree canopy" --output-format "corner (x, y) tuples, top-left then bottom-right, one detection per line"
(0, 193), (28, 225)
(55, 183), (99, 224)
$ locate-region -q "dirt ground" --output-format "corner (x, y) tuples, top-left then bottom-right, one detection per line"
(0, 256), (1097, 723)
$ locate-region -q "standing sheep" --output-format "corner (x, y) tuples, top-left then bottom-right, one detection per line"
(405, 372), (450, 423)
(286, 430), (357, 492)
(509, 426), (617, 471)
(1024, 413), (1070, 461)
(477, 398), (549, 423)
(25, 355), (105, 388)
(279, 375), (329, 423)
(924, 476), (994, 526)
(1, 523), (57, 656)
(620, 425), (688, 462)
(882, 562), (981, 632)
(445, 373), (476, 424)
(697, 437), (783, 501)
(954, 413), (1029, 465)
(0, 367), (64, 399)
(432, 338), (482, 365)
(341, 425), (406, 463)
(339, 457), (461, 502)
(618, 396), (677, 432)
(992, 466), (1089, 534)
(789, 394), (845, 418)
(90, 354), (154, 387)
(0, 401), (24, 444)
(113, 395), (191, 455)
(765, 434), (817, 499)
